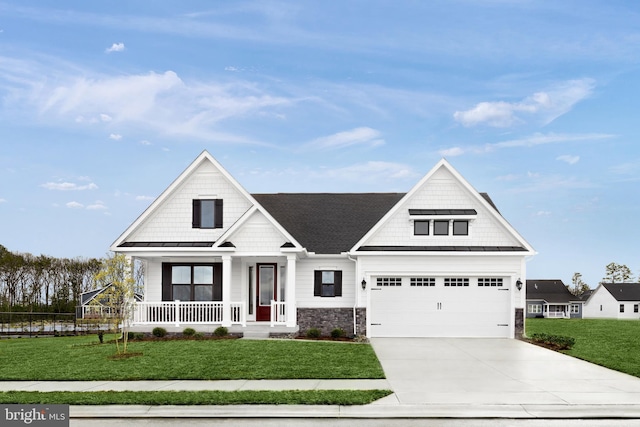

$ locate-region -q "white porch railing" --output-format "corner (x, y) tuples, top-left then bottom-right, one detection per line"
(270, 300), (287, 326)
(545, 311), (569, 319)
(133, 301), (246, 326)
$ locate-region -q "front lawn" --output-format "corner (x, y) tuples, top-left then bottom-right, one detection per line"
(525, 318), (640, 378)
(0, 390), (392, 406)
(0, 335), (385, 380)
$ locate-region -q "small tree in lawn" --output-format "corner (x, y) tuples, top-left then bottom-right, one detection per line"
(94, 253), (135, 355)
(569, 272), (590, 296)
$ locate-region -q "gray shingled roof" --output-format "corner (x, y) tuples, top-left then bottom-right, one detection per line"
(253, 192), (505, 254)
(602, 283), (640, 301)
(253, 193), (405, 254)
(526, 279), (576, 303)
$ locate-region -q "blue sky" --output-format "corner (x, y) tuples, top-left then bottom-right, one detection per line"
(1, 1), (639, 287)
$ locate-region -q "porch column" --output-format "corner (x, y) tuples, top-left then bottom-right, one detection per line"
(286, 255), (297, 327)
(222, 255), (232, 327)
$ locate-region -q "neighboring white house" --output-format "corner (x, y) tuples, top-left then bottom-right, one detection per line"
(111, 150), (536, 338)
(583, 283), (640, 319)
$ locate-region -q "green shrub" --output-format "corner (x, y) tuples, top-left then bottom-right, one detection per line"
(127, 331), (135, 340)
(330, 328), (346, 339)
(306, 327), (321, 339)
(213, 326), (228, 337)
(530, 332), (575, 350)
(183, 327), (196, 337)
(194, 332), (205, 340)
(152, 327), (167, 338)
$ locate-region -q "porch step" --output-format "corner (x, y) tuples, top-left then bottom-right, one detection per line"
(241, 330), (270, 340)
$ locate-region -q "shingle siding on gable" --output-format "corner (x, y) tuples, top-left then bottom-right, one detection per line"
(129, 160), (252, 243)
(365, 167), (519, 248)
(229, 211), (288, 252)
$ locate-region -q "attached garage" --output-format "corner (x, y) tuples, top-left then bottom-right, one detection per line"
(369, 276), (512, 338)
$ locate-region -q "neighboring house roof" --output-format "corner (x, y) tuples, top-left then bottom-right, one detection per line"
(526, 279), (578, 304)
(253, 193), (405, 254)
(80, 285), (143, 305)
(601, 283), (640, 302)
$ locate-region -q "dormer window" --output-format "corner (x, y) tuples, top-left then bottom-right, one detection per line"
(453, 220), (468, 236)
(192, 199), (223, 229)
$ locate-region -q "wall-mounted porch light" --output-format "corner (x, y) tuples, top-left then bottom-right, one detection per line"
(361, 278), (367, 290)
(516, 279), (523, 291)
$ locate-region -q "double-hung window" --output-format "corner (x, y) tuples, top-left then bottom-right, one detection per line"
(192, 199), (223, 229)
(162, 263), (222, 301)
(314, 270), (342, 297)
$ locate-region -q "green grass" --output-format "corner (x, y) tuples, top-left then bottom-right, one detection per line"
(0, 390), (392, 405)
(0, 335), (385, 380)
(525, 318), (640, 378)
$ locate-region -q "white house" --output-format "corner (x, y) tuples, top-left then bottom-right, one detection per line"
(583, 283), (640, 319)
(111, 151), (536, 338)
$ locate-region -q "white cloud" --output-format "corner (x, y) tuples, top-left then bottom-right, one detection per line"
(109, 133), (122, 140)
(556, 154), (580, 165)
(66, 201), (84, 208)
(534, 211), (552, 217)
(320, 161), (418, 182)
(438, 147), (464, 157)
(0, 198), (6, 203)
(139, 140), (152, 145)
(437, 132), (613, 156)
(15, 68), (294, 144)
(454, 78), (595, 128)
(87, 201), (107, 210)
(135, 195), (154, 201)
(105, 42), (125, 53)
(304, 127), (384, 151)
(41, 182), (98, 191)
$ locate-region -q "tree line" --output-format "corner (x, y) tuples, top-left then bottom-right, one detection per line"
(0, 244), (102, 313)
(569, 262), (638, 296)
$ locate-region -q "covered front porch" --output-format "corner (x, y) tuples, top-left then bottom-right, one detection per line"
(544, 303), (569, 318)
(130, 253), (300, 329)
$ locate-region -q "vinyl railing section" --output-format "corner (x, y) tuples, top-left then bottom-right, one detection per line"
(545, 311), (568, 319)
(270, 300), (287, 326)
(133, 301), (245, 326)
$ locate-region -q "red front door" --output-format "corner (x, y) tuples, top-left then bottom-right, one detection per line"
(256, 264), (276, 321)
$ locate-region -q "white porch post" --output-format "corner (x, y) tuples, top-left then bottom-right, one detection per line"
(222, 255), (232, 327)
(286, 255), (297, 327)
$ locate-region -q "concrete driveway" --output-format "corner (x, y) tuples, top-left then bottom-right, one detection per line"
(370, 338), (640, 406)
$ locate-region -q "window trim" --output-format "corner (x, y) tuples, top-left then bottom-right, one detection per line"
(162, 262), (222, 302)
(192, 199), (223, 229)
(452, 220), (469, 236)
(528, 304), (542, 314)
(313, 270), (342, 297)
(413, 220), (430, 236)
(620, 304), (625, 313)
(433, 220), (449, 236)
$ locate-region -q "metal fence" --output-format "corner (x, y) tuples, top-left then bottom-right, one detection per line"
(0, 312), (110, 337)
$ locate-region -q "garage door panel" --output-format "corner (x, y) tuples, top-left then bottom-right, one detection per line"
(370, 277), (511, 338)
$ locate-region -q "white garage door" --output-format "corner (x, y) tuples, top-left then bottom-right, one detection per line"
(369, 276), (511, 337)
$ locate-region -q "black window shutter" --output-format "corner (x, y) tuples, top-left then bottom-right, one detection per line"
(213, 265), (223, 301)
(334, 270), (343, 297)
(192, 200), (201, 228)
(313, 271), (322, 296)
(162, 263), (172, 301)
(214, 199), (223, 228)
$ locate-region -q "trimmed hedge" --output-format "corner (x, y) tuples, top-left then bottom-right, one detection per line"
(529, 332), (575, 350)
